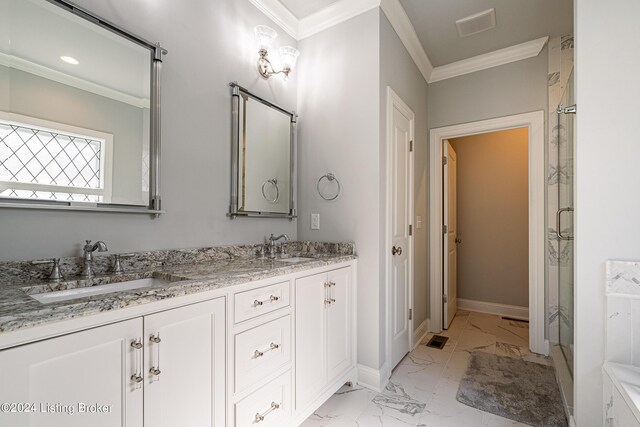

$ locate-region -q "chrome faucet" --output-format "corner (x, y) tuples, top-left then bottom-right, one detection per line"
(268, 234), (289, 258)
(80, 240), (108, 278)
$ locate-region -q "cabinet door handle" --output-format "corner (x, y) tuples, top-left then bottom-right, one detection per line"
(254, 401), (281, 422)
(392, 246), (403, 256)
(130, 339), (143, 388)
(149, 333), (161, 378)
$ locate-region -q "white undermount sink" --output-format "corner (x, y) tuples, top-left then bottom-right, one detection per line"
(29, 277), (171, 304)
(278, 257), (315, 264)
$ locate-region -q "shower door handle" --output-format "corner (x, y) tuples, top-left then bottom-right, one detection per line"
(556, 207), (574, 241)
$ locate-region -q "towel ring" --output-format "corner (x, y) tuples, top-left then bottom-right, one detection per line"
(317, 173), (341, 201)
(261, 178), (279, 204)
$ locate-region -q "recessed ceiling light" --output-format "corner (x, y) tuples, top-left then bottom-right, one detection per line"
(60, 56), (79, 65)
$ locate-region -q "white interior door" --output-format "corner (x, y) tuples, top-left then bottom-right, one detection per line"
(443, 140), (458, 328)
(389, 99), (413, 370)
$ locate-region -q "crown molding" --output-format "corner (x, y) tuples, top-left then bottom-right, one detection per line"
(246, 0), (300, 39)
(297, 0), (380, 39)
(0, 52), (150, 108)
(429, 36), (549, 83)
(380, 0), (433, 83)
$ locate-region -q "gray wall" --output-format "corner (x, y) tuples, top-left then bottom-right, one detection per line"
(380, 14), (429, 342)
(574, 0), (640, 424)
(296, 10), (381, 371)
(428, 51), (548, 129)
(450, 128), (529, 308)
(4, 66), (147, 205)
(0, 0), (298, 260)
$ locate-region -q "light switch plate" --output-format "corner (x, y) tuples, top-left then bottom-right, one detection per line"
(311, 213), (320, 230)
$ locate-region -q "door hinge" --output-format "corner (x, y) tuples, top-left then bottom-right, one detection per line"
(409, 225), (413, 236)
(443, 156), (448, 166)
(443, 294), (448, 303)
(443, 224), (448, 234)
(409, 309), (412, 320)
(409, 140), (414, 152)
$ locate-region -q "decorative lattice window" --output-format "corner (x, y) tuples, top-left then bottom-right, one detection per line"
(0, 114), (112, 203)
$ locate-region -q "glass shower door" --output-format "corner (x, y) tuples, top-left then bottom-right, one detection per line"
(557, 72), (575, 376)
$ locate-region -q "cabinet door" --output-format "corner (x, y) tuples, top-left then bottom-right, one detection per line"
(295, 272), (327, 410)
(144, 298), (225, 427)
(0, 318), (143, 427)
(327, 267), (352, 382)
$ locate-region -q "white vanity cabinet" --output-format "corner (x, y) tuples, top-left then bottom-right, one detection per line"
(0, 297), (226, 427)
(0, 318), (143, 427)
(143, 298), (226, 427)
(295, 267), (353, 412)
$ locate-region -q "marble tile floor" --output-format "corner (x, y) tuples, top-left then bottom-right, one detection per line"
(300, 310), (553, 427)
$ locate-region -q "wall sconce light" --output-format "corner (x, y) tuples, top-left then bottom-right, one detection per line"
(254, 25), (300, 80)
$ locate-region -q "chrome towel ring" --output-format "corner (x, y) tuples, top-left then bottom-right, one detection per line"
(261, 178), (279, 203)
(317, 173), (341, 201)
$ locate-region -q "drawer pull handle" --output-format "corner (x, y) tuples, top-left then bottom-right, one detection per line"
(253, 342), (281, 359)
(325, 299), (332, 306)
(130, 374), (143, 383)
(254, 295), (280, 307)
(254, 401), (281, 423)
(149, 367), (161, 376)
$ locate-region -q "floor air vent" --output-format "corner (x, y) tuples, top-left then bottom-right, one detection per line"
(425, 335), (449, 349)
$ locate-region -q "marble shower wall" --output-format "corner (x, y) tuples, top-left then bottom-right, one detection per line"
(605, 260), (640, 367)
(547, 35), (574, 344)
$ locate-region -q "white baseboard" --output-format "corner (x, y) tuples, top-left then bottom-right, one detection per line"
(413, 319), (429, 349)
(357, 363), (388, 392)
(457, 298), (529, 320)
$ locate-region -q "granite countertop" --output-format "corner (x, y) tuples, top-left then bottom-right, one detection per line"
(0, 253), (356, 335)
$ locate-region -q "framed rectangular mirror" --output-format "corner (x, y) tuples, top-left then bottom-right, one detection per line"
(0, 0), (166, 215)
(229, 83), (296, 219)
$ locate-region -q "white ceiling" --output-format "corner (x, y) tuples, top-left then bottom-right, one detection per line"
(278, 0), (340, 19)
(4, 0), (151, 101)
(399, 0), (573, 66)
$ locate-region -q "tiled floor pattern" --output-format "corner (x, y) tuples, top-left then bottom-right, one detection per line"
(301, 310), (553, 427)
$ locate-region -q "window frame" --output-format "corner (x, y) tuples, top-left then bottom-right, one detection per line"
(0, 112), (113, 203)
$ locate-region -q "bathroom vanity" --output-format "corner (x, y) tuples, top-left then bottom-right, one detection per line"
(0, 243), (357, 427)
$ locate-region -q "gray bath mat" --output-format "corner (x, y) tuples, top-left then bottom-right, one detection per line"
(456, 352), (567, 427)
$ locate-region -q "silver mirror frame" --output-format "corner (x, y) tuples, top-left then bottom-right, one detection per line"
(0, 0), (167, 217)
(228, 82), (297, 220)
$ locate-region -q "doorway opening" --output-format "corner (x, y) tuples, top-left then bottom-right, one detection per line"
(429, 111), (547, 355)
(443, 128), (529, 328)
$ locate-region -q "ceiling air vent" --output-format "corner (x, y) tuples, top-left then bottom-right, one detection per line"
(455, 8), (496, 38)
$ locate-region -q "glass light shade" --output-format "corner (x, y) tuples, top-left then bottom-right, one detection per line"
(279, 46), (300, 71)
(254, 25), (277, 52)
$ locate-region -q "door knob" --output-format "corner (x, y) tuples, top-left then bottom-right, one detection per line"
(392, 246), (403, 256)
(455, 238), (462, 244)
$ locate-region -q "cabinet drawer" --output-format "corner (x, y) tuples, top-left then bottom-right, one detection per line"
(235, 315), (291, 393)
(234, 370), (291, 427)
(234, 280), (290, 323)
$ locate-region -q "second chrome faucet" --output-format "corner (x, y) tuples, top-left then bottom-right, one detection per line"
(80, 240), (108, 278)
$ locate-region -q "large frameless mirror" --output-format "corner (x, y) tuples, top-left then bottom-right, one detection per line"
(0, 0), (166, 215)
(229, 83), (296, 219)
